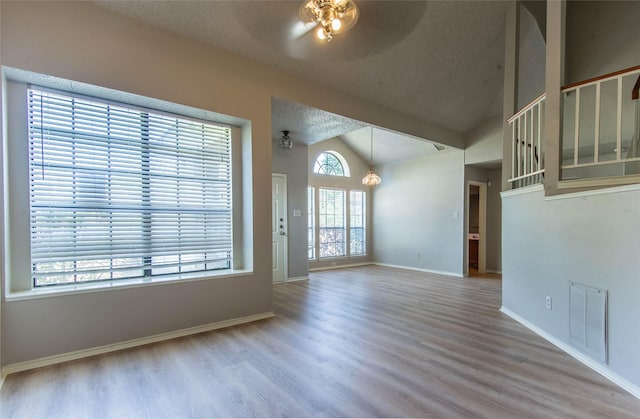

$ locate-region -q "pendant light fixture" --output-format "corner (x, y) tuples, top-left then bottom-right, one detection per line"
(279, 130), (293, 149)
(362, 127), (381, 186)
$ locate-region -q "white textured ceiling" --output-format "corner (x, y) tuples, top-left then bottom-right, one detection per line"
(271, 97), (366, 145)
(92, 0), (511, 163)
(340, 126), (446, 165)
(271, 97), (446, 165)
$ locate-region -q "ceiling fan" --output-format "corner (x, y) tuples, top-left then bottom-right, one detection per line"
(229, 1), (426, 61)
(298, 0), (360, 42)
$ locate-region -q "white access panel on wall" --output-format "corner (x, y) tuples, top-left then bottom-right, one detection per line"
(569, 281), (607, 364)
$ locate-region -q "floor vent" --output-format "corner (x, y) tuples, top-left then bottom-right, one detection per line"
(569, 281), (607, 363)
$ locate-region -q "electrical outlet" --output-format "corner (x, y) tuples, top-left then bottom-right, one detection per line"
(545, 296), (552, 310)
(417, 252), (421, 259)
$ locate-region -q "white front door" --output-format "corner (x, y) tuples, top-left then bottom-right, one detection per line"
(272, 174), (288, 283)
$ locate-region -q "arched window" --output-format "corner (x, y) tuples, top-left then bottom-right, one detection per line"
(313, 151), (350, 176)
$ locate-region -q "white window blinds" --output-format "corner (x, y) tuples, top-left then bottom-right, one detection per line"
(28, 88), (232, 287)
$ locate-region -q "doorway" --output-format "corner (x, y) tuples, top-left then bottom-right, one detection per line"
(272, 174), (288, 283)
(466, 181), (487, 276)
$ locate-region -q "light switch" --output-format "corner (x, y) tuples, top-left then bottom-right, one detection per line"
(293, 209), (302, 217)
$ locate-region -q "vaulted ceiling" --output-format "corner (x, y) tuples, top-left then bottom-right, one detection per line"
(93, 0), (511, 163)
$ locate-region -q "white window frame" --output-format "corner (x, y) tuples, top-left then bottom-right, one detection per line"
(3, 73), (247, 296)
(309, 186), (367, 261)
(312, 151), (351, 177)
(349, 190), (366, 256)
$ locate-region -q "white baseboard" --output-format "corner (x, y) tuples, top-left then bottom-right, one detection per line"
(1, 311), (275, 377)
(286, 276), (308, 282)
(309, 262), (372, 272)
(500, 306), (640, 399)
(487, 270), (502, 275)
(373, 262), (463, 278)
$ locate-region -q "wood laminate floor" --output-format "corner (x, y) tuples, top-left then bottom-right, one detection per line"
(1, 265), (639, 418)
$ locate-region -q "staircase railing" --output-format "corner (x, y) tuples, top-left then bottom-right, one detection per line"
(508, 93), (546, 187)
(561, 65), (640, 180)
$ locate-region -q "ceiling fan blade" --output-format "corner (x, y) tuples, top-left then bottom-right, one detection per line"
(290, 19), (317, 41)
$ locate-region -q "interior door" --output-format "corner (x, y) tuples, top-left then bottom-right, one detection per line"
(272, 174), (288, 283)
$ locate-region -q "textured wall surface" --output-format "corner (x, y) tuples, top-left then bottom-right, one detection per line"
(373, 151), (465, 276)
(502, 185), (640, 389)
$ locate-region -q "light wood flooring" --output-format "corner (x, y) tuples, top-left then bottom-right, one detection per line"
(1, 265), (639, 418)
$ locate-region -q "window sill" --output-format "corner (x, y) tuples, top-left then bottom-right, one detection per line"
(309, 255), (368, 261)
(5, 269), (253, 302)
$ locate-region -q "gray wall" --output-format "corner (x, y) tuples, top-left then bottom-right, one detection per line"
(464, 116), (502, 166)
(1, 1), (273, 365)
(308, 137), (372, 270)
(566, 1), (640, 84)
(373, 151), (465, 276)
(502, 186), (640, 388)
(517, 4), (546, 110)
(500, 0), (640, 393)
(272, 138), (309, 280)
(0, 1), (452, 366)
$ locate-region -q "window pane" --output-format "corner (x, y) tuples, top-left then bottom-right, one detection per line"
(318, 188), (345, 257)
(28, 88), (232, 286)
(350, 190), (366, 256)
(313, 152), (345, 176)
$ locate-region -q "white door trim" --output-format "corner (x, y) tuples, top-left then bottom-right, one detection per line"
(272, 173), (288, 283)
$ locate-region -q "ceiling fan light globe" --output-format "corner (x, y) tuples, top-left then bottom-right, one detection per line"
(331, 18), (342, 31)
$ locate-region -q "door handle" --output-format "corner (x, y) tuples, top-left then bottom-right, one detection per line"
(279, 230), (286, 236)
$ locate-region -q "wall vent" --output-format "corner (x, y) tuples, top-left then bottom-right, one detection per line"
(569, 281), (607, 363)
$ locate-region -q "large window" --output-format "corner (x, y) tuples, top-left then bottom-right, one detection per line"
(309, 151), (366, 261)
(27, 88), (232, 287)
(309, 187), (366, 260)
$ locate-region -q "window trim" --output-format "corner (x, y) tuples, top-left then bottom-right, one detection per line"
(3, 70), (250, 297)
(309, 185), (367, 261)
(307, 186), (316, 260)
(312, 151), (351, 177)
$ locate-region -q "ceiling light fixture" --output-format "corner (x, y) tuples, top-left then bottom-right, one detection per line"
(362, 127), (381, 186)
(299, 0), (359, 42)
(279, 130), (293, 149)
